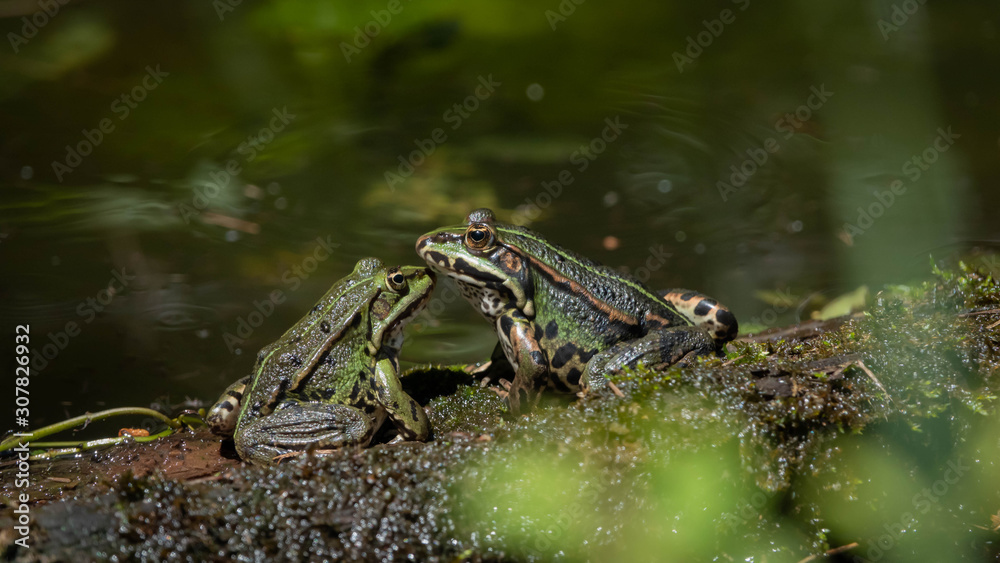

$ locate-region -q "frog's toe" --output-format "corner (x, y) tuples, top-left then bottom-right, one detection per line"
(485, 378), (513, 401)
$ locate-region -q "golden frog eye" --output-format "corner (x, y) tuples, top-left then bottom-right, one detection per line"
(464, 224), (494, 250)
(386, 268), (406, 292)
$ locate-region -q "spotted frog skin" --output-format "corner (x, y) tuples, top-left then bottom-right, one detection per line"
(416, 208), (738, 412)
(206, 258), (434, 465)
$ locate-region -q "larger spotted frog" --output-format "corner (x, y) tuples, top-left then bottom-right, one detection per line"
(206, 258), (434, 465)
(416, 208), (738, 412)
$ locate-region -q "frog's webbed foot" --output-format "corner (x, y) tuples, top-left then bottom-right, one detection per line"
(235, 401), (374, 466)
(504, 376), (543, 415)
(487, 376), (545, 413)
(581, 326), (716, 394)
(485, 377), (513, 399)
(494, 310), (548, 415)
(475, 343), (517, 390)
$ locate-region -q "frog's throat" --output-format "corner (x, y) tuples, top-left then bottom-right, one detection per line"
(433, 264), (534, 318)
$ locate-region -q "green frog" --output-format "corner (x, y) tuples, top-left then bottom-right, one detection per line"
(206, 258), (434, 465)
(416, 208), (738, 412)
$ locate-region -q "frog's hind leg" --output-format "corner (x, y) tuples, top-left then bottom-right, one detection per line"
(659, 289), (739, 345)
(234, 400), (375, 466)
(206, 375), (251, 437)
(581, 326), (716, 393)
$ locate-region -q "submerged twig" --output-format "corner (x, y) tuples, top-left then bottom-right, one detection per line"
(957, 308), (1000, 318)
(855, 360), (892, 403)
(795, 542), (859, 563)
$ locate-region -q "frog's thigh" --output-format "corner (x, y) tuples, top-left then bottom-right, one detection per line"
(373, 358), (430, 441)
(235, 400), (374, 465)
(582, 326), (715, 391)
(206, 375), (251, 437)
(495, 309), (548, 413)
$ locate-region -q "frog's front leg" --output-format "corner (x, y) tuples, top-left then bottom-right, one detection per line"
(581, 326), (716, 393)
(495, 309), (548, 414)
(372, 357), (430, 443)
(234, 400), (374, 466)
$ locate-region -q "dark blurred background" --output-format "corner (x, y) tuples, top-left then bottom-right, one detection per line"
(0, 0), (997, 425)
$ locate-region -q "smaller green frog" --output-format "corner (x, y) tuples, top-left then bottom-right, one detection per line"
(206, 258), (434, 465)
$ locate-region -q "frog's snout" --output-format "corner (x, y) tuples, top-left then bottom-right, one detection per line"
(415, 232), (453, 271)
(415, 234), (432, 256)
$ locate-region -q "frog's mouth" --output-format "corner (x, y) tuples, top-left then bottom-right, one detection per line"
(392, 274), (435, 326)
(379, 272), (435, 350)
(396, 285), (434, 327)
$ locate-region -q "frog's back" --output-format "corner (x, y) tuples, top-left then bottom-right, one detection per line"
(496, 224), (690, 330)
(239, 266), (381, 420)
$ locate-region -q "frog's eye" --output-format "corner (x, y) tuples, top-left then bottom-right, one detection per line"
(464, 224), (494, 250)
(386, 268), (407, 292)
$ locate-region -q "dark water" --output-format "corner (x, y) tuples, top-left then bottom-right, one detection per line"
(0, 0), (997, 429)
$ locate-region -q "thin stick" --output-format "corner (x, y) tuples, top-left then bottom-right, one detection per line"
(856, 360), (891, 402)
(25, 428), (175, 460)
(958, 308), (1000, 318)
(796, 542), (859, 563)
(0, 407), (175, 453)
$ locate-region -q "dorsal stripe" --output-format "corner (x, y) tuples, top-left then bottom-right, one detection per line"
(497, 227), (690, 325)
